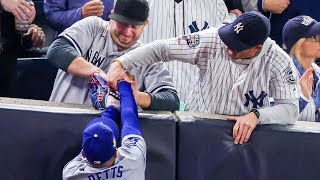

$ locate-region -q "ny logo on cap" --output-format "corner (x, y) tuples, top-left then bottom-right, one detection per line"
(234, 22), (244, 34)
(301, 16), (314, 26)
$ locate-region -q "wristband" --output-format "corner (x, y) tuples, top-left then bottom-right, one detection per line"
(250, 108), (260, 119)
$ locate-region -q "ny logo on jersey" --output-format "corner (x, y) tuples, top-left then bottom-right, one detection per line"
(234, 22), (244, 34)
(188, 21), (209, 33)
(301, 16), (314, 26)
(244, 91), (268, 108)
(86, 50), (106, 67)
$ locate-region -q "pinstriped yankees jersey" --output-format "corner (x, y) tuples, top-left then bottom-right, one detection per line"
(49, 16), (175, 105)
(63, 135), (146, 180)
(139, 0), (228, 102)
(119, 27), (298, 117)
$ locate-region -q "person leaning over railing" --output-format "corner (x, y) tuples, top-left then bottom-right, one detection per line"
(106, 12), (299, 145)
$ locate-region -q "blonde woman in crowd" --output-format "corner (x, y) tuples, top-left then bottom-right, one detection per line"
(283, 15), (320, 121)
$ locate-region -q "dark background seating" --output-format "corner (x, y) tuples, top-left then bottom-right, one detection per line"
(11, 58), (58, 100)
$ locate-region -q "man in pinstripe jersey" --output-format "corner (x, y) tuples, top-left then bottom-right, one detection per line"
(107, 12), (299, 144)
(139, 0), (229, 103)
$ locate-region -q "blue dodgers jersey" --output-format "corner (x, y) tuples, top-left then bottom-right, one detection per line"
(62, 135), (146, 180)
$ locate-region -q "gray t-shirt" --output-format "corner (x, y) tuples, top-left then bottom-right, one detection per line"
(63, 135), (146, 180)
(50, 16), (175, 104)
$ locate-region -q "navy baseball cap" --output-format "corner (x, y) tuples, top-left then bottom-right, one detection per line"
(218, 11), (271, 52)
(82, 122), (116, 165)
(282, 15), (320, 52)
(109, 0), (149, 26)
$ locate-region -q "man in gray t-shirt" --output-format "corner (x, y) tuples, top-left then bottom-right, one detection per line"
(47, 0), (179, 111)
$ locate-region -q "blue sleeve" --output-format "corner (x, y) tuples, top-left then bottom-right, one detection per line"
(44, 0), (114, 33)
(118, 81), (142, 138)
(299, 97), (308, 113)
(44, 0), (83, 33)
(101, 106), (121, 123)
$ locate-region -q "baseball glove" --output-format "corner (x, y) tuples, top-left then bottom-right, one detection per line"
(88, 73), (120, 110)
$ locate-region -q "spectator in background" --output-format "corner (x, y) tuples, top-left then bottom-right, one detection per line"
(44, 0), (114, 35)
(229, 0), (320, 48)
(283, 15), (320, 122)
(224, 0), (243, 16)
(0, 0), (45, 97)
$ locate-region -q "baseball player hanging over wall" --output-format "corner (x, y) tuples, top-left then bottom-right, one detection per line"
(106, 12), (299, 144)
(63, 81), (146, 180)
(140, 0), (229, 103)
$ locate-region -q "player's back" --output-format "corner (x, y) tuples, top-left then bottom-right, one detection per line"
(62, 135), (146, 180)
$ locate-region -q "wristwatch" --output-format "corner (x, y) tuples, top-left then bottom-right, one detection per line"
(250, 108), (260, 119)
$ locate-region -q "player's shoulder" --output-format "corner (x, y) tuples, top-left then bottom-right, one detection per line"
(62, 153), (89, 179)
(120, 134), (146, 158)
(122, 134), (146, 147)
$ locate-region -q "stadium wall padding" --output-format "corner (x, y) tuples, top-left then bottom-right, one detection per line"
(1, 102), (320, 180)
(177, 115), (320, 180)
(0, 106), (176, 180)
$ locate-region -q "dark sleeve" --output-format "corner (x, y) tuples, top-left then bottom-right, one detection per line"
(257, 0), (271, 17)
(119, 81), (142, 138)
(101, 106), (121, 124)
(47, 37), (80, 71)
(224, 0), (244, 12)
(147, 89), (180, 112)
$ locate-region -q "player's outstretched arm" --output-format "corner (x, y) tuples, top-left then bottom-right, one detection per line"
(118, 81), (142, 138)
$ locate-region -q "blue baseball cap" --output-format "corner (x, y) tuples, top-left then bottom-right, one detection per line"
(82, 122), (116, 165)
(282, 15), (320, 52)
(85, 116), (120, 141)
(218, 11), (271, 52)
